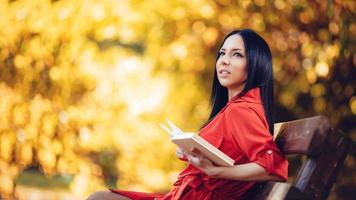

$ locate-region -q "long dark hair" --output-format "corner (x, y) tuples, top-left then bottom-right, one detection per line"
(201, 29), (275, 136)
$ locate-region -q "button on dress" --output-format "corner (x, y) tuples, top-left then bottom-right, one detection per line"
(109, 87), (289, 200)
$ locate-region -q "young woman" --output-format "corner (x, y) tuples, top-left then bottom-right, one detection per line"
(87, 29), (288, 200)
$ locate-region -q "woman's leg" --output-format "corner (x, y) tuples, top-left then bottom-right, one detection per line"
(87, 190), (132, 200)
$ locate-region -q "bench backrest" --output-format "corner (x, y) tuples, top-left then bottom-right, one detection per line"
(248, 115), (352, 200)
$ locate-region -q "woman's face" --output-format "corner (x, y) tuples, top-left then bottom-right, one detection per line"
(216, 34), (247, 91)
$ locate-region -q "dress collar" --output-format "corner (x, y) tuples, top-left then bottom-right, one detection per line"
(229, 87), (262, 104)
(215, 87), (262, 116)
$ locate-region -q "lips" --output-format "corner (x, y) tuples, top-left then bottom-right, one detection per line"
(219, 69), (231, 74)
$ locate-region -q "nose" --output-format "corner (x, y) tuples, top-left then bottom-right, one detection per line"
(222, 56), (230, 65)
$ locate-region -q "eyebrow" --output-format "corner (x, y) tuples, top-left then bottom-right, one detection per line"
(220, 48), (244, 52)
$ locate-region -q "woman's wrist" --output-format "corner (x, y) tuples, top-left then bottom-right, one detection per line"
(206, 166), (226, 178)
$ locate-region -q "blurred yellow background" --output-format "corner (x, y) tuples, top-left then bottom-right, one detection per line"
(0, 0), (355, 199)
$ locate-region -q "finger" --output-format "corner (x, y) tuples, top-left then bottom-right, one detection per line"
(180, 148), (188, 155)
(185, 150), (196, 157)
(176, 151), (184, 158)
(192, 148), (201, 155)
(187, 155), (201, 166)
(191, 157), (200, 165)
(176, 148), (183, 154)
(187, 148), (199, 157)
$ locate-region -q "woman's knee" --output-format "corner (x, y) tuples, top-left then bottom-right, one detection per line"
(87, 190), (131, 200)
(87, 191), (108, 200)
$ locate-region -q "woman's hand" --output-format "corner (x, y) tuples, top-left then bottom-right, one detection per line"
(176, 147), (188, 160)
(185, 148), (222, 178)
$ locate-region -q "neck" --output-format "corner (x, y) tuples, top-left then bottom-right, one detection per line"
(228, 84), (245, 100)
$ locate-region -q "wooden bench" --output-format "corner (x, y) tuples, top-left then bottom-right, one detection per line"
(246, 115), (352, 200)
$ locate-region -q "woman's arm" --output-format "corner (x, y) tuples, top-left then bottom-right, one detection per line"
(186, 149), (284, 182)
(213, 162), (284, 182)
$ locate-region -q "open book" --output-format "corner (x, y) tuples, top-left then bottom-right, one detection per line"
(160, 119), (234, 167)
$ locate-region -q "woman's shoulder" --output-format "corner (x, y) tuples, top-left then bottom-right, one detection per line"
(225, 102), (267, 126)
(227, 101), (265, 116)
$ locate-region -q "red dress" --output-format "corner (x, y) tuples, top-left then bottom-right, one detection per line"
(110, 87), (288, 200)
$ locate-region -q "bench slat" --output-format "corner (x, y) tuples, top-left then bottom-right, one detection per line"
(274, 116), (330, 156)
(295, 129), (352, 199)
(249, 115), (351, 200)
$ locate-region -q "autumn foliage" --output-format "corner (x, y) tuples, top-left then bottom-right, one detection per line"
(0, 0), (355, 199)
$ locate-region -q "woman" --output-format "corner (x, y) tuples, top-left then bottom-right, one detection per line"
(87, 29), (288, 200)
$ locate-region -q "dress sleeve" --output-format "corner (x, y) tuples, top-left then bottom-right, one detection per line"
(228, 105), (288, 182)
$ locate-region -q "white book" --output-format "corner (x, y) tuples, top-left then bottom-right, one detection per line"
(160, 119), (234, 167)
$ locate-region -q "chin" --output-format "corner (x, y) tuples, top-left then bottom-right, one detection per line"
(219, 80), (243, 91)
(218, 81), (230, 88)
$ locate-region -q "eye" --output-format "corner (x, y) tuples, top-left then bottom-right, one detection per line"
(218, 51), (225, 57)
(233, 52), (242, 57)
